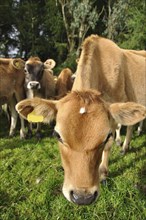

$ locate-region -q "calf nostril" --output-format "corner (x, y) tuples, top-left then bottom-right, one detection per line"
(94, 191), (98, 198)
(70, 190), (98, 205)
(29, 82), (40, 89)
(36, 83), (39, 89)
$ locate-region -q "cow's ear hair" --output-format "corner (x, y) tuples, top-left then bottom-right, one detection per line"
(109, 102), (146, 126)
(16, 98), (58, 123)
(44, 59), (56, 70)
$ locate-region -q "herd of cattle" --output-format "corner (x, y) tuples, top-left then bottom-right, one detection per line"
(1, 35), (146, 205)
(0, 56), (74, 138)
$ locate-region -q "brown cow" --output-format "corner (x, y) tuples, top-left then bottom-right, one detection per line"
(73, 35), (146, 153)
(0, 58), (26, 138)
(16, 90), (146, 205)
(55, 68), (74, 99)
(16, 35), (146, 205)
(24, 56), (56, 138)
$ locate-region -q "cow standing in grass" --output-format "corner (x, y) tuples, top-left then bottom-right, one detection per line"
(24, 56), (56, 138)
(0, 58), (26, 138)
(16, 35), (146, 205)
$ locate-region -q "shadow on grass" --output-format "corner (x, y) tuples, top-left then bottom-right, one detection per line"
(0, 114), (10, 138)
(0, 113), (56, 151)
(136, 163), (146, 196)
(111, 135), (146, 164)
(0, 191), (11, 208)
(0, 118), (54, 139)
(109, 151), (146, 179)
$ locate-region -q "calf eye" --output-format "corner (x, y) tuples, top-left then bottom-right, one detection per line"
(53, 130), (63, 143)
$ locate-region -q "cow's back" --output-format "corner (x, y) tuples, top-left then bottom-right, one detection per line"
(123, 51), (146, 106)
(0, 59), (25, 102)
(73, 35), (146, 106)
(73, 35), (128, 102)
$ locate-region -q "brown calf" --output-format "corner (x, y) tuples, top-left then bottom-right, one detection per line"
(24, 56), (56, 137)
(73, 35), (146, 153)
(16, 90), (146, 205)
(0, 58), (26, 138)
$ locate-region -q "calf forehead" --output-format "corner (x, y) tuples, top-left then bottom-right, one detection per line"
(56, 91), (110, 150)
(26, 57), (43, 73)
(26, 57), (42, 64)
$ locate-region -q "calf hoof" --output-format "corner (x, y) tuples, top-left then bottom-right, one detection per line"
(20, 134), (26, 139)
(9, 130), (15, 137)
(120, 149), (127, 155)
(137, 130), (142, 136)
(116, 140), (122, 147)
(9, 134), (14, 138)
(101, 179), (107, 186)
(25, 131), (33, 139)
(35, 132), (42, 140)
(20, 129), (27, 139)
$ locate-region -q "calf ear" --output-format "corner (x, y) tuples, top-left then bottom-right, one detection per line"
(109, 102), (146, 126)
(16, 97), (57, 123)
(12, 58), (25, 70)
(44, 59), (56, 70)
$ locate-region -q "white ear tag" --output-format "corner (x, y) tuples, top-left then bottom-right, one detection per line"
(27, 111), (44, 122)
(79, 107), (86, 114)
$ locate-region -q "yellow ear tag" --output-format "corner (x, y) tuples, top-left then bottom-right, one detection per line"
(15, 61), (20, 68)
(27, 111), (44, 123)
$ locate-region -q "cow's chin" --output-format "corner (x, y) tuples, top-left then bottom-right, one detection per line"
(62, 182), (99, 205)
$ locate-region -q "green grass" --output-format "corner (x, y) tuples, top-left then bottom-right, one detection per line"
(0, 114), (146, 220)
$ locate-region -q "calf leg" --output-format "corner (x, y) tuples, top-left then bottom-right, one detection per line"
(8, 97), (18, 137)
(26, 122), (42, 139)
(99, 136), (114, 183)
(121, 125), (133, 154)
(137, 121), (143, 136)
(115, 123), (122, 146)
(15, 89), (26, 139)
(35, 123), (42, 139)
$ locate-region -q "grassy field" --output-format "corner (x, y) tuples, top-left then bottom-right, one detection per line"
(0, 114), (146, 220)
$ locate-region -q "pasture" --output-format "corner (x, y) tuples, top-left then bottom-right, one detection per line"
(0, 114), (146, 220)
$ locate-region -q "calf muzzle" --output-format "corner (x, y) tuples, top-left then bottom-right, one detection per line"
(27, 81), (41, 90)
(70, 190), (98, 205)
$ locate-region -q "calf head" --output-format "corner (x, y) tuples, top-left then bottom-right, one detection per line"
(25, 57), (43, 93)
(16, 90), (146, 205)
(24, 57), (56, 98)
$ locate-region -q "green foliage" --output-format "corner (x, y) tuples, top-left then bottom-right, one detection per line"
(70, 0), (99, 30)
(0, 115), (146, 220)
(54, 50), (77, 75)
(103, 0), (129, 40)
(0, 0), (16, 56)
(0, 0), (145, 63)
(119, 0), (146, 49)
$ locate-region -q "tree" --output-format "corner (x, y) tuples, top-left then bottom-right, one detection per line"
(103, 0), (129, 40)
(119, 0), (146, 49)
(58, 0), (100, 56)
(0, 0), (16, 56)
(103, 0), (146, 49)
